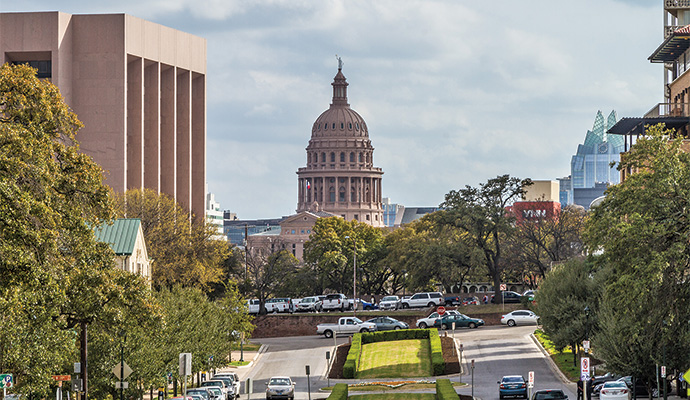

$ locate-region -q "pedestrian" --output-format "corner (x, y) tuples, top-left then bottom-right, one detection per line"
(577, 379), (584, 400)
(586, 379), (593, 400)
(483, 295), (488, 304)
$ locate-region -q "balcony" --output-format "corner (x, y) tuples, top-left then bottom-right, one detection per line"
(644, 103), (690, 118)
(665, 0), (690, 9)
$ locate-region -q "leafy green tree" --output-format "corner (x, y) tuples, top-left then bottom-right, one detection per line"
(302, 217), (386, 295)
(440, 175), (531, 297)
(584, 124), (690, 393)
(245, 238), (300, 313)
(112, 188), (232, 290)
(0, 63), (157, 396)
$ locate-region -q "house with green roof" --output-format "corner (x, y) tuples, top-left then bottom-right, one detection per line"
(93, 218), (151, 281)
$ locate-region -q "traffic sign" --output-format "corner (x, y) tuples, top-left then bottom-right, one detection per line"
(500, 284), (507, 291)
(581, 357), (590, 381)
(661, 366), (666, 378)
(115, 382), (129, 389)
(583, 340), (590, 351)
(528, 371), (534, 388)
(52, 375), (71, 382)
(0, 374), (13, 389)
(437, 306), (446, 315)
(112, 361), (133, 380)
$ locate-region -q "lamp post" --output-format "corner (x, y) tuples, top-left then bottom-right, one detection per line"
(344, 235), (356, 317)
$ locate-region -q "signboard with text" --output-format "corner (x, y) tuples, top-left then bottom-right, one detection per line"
(581, 357), (590, 381)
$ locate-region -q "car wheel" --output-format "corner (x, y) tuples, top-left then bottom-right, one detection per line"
(324, 330), (333, 339)
(394, 326), (401, 330)
(442, 323), (449, 330)
(402, 303), (409, 309)
(419, 322), (428, 329)
(360, 328), (369, 333)
(427, 302), (435, 307)
(507, 320), (516, 327)
(469, 322), (476, 329)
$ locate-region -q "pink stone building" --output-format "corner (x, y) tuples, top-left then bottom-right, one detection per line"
(0, 12), (207, 218)
(296, 62), (384, 226)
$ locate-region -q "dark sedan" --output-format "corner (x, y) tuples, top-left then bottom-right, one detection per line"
(433, 313), (484, 330)
(492, 291), (523, 304)
(365, 316), (409, 331)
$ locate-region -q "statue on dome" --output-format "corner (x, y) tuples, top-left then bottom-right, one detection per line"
(336, 54), (343, 70)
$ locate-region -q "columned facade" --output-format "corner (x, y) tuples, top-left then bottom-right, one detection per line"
(296, 64), (384, 226)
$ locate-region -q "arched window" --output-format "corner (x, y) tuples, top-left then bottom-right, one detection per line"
(351, 187), (356, 202)
(340, 122), (344, 129)
(332, 123), (336, 130)
(329, 187), (335, 202)
(321, 152), (326, 162)
(324, 123), (327, 131)
(366, 153), (371, 164)
(349, 152), (355, 162)
(330, 152), (335, 162)
(339, 187), (346, 202)
(359, 153), (363, 162)
(340, 152), (345, 162)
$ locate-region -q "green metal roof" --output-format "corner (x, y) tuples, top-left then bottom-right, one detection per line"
(93, 218), (141, 256)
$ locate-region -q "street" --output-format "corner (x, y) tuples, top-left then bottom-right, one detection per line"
(232, 325), (576, 400)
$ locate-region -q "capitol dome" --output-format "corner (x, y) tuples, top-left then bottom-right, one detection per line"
(311, 67), (369, 138)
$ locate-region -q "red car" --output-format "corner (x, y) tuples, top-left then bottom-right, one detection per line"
(462, 296), (479, 305)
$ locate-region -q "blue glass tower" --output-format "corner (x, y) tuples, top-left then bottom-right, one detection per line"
(561, 110), (625, 209)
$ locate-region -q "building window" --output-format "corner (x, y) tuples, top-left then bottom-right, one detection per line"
(341, 123), (344, 129)
(12, 60), (51, 79)
(324, 123), (327, 130)
(340, 152), (345, 162)
(332, 123), (336, 129)
(322, 152), (326, 162)
(350, 152), (355, 162)
(359, 153), (363, 162)
(351, 187), (356, 202)
(330, 152), (335, 162)
(339, 187), (346, 202)
(349, 123), (352, 130)
(354, 214), (359, 220)
(366, 215), (370, 221)
(356, 123), (359, 130)
(329, 187), (335, 202)
(291, 229), (295, 234)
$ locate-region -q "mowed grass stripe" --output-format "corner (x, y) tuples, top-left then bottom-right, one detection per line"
(356, 338), (432, 378)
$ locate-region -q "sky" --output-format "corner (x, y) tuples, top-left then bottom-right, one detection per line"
(2, 0), (663, 219)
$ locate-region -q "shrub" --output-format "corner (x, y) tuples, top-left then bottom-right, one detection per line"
(327, 383), (348, 400)
(343, 333), (363, 378)
(361, 328), (432, 344)
(429, 328), (445, 375)
(436, 378), (459, 400)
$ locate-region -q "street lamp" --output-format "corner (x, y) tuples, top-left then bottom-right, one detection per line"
(344, 235), (356, 317)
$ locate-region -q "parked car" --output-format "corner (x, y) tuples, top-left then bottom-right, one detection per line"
(209, 376), (237, 399)
(265, 298), (294, 313)
(416, 310), (460, 329)
(401, 292), (445, 308)
(321, 294), (351, 311)
(365, 316), (409, 331)
(444, 296), (461, 306)
(599, 381), (630, 400)
(200, 380), (232, 400)
(433, 313), (484, 330)
(492, 291), (523, 304)
(204, 387), (224, 400)
(616, 376), (671, 398)
(213, 372), (240, 398)
(462, 296), (480, 305)
(360, 299), (379, 310)
(186, 388), (211, 400)
(316, 316), (377, 338)
(246, 299), (260, 314)
(499, 375), (528, 399)
(501, 310), (540, 326)
(378, 295), (401, 310)
(523, 290), (536, 299)
(532, 389), (567, 400)
(296, 296), (320, 312)
(265, 376), (295, 400)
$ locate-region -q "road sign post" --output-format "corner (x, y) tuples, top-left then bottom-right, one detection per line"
(1, 373), (13, 399)
(582, 357), (590, 400)
(245, 378), (252, 400)
(471, 360), (475, 398)
(305, 365), (311, 400)
(326, 351), (331, 387)
(529, 371), (535, 399)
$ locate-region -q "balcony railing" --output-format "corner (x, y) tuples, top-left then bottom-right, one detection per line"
(644, 103), (690, 118)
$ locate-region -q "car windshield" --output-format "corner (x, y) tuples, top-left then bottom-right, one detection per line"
(201, 382), (221, 387)
(353, 318), (363, 324)
(382, 296), (397, 301)
(187, 391), (208, 400)
(269, 378), (291, 386)
(503, 377), (524, 383)
(534, 391), (565, 400)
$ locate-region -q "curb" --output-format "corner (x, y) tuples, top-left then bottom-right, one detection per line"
(235, 344), (268, 369)
(529, 333), (573, 385)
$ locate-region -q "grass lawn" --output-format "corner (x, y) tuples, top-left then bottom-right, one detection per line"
(321, 382), (466, 392)
(357, 339), (432, 379)
(350, 394), (436, 400)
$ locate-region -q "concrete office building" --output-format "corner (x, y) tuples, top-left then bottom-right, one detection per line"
(0, 12), (207, 218)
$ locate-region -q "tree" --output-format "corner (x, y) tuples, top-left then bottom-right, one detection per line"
(245, 238), (300, 314)
(440, 175), (531, 297)
(0, 63), (156, 396)
(584, 124), (690, 393)
(112, 188), (231, 290)
(302, 217), (386, 296)
(506, 203), (586, 281)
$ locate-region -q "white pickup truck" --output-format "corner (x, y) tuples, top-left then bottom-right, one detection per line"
(316, 317), (377, 338)
(321, 293), (351, 311)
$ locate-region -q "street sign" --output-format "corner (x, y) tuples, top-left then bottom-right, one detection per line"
(661, 366), (666, 378)
(112, 361), (133, 380)
(115, 382), (129, 389)
(0, 374), (13, 389)
(179, 353), (192, 376)
(528, 371), (535, 388)
(167, 372), (172, 384)
(74, 363), (81, 374)
(683, 368), (690, 383)
(581, 357), (590, 381)
(583, 340), (590, 351)
(305, 365), (310, 375)
(52, 376), (71, 382)
(326, 351), (330, 360)
(437, 306), (446, 315)
(500, 284), (507, 291)
(71, 378), (82, 392)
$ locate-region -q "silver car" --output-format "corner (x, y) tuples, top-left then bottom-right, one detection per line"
(501, 310), (540, 327)
(265, 376), (294, 400)
(378, 295), (401, 310)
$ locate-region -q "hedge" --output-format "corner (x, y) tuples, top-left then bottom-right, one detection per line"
(436, 378), (459, 400)
(343, 333), (363, 378)
(429, 328), (445, 376)
(327, 383), (348, 400)
(343, 328), (446, 378)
